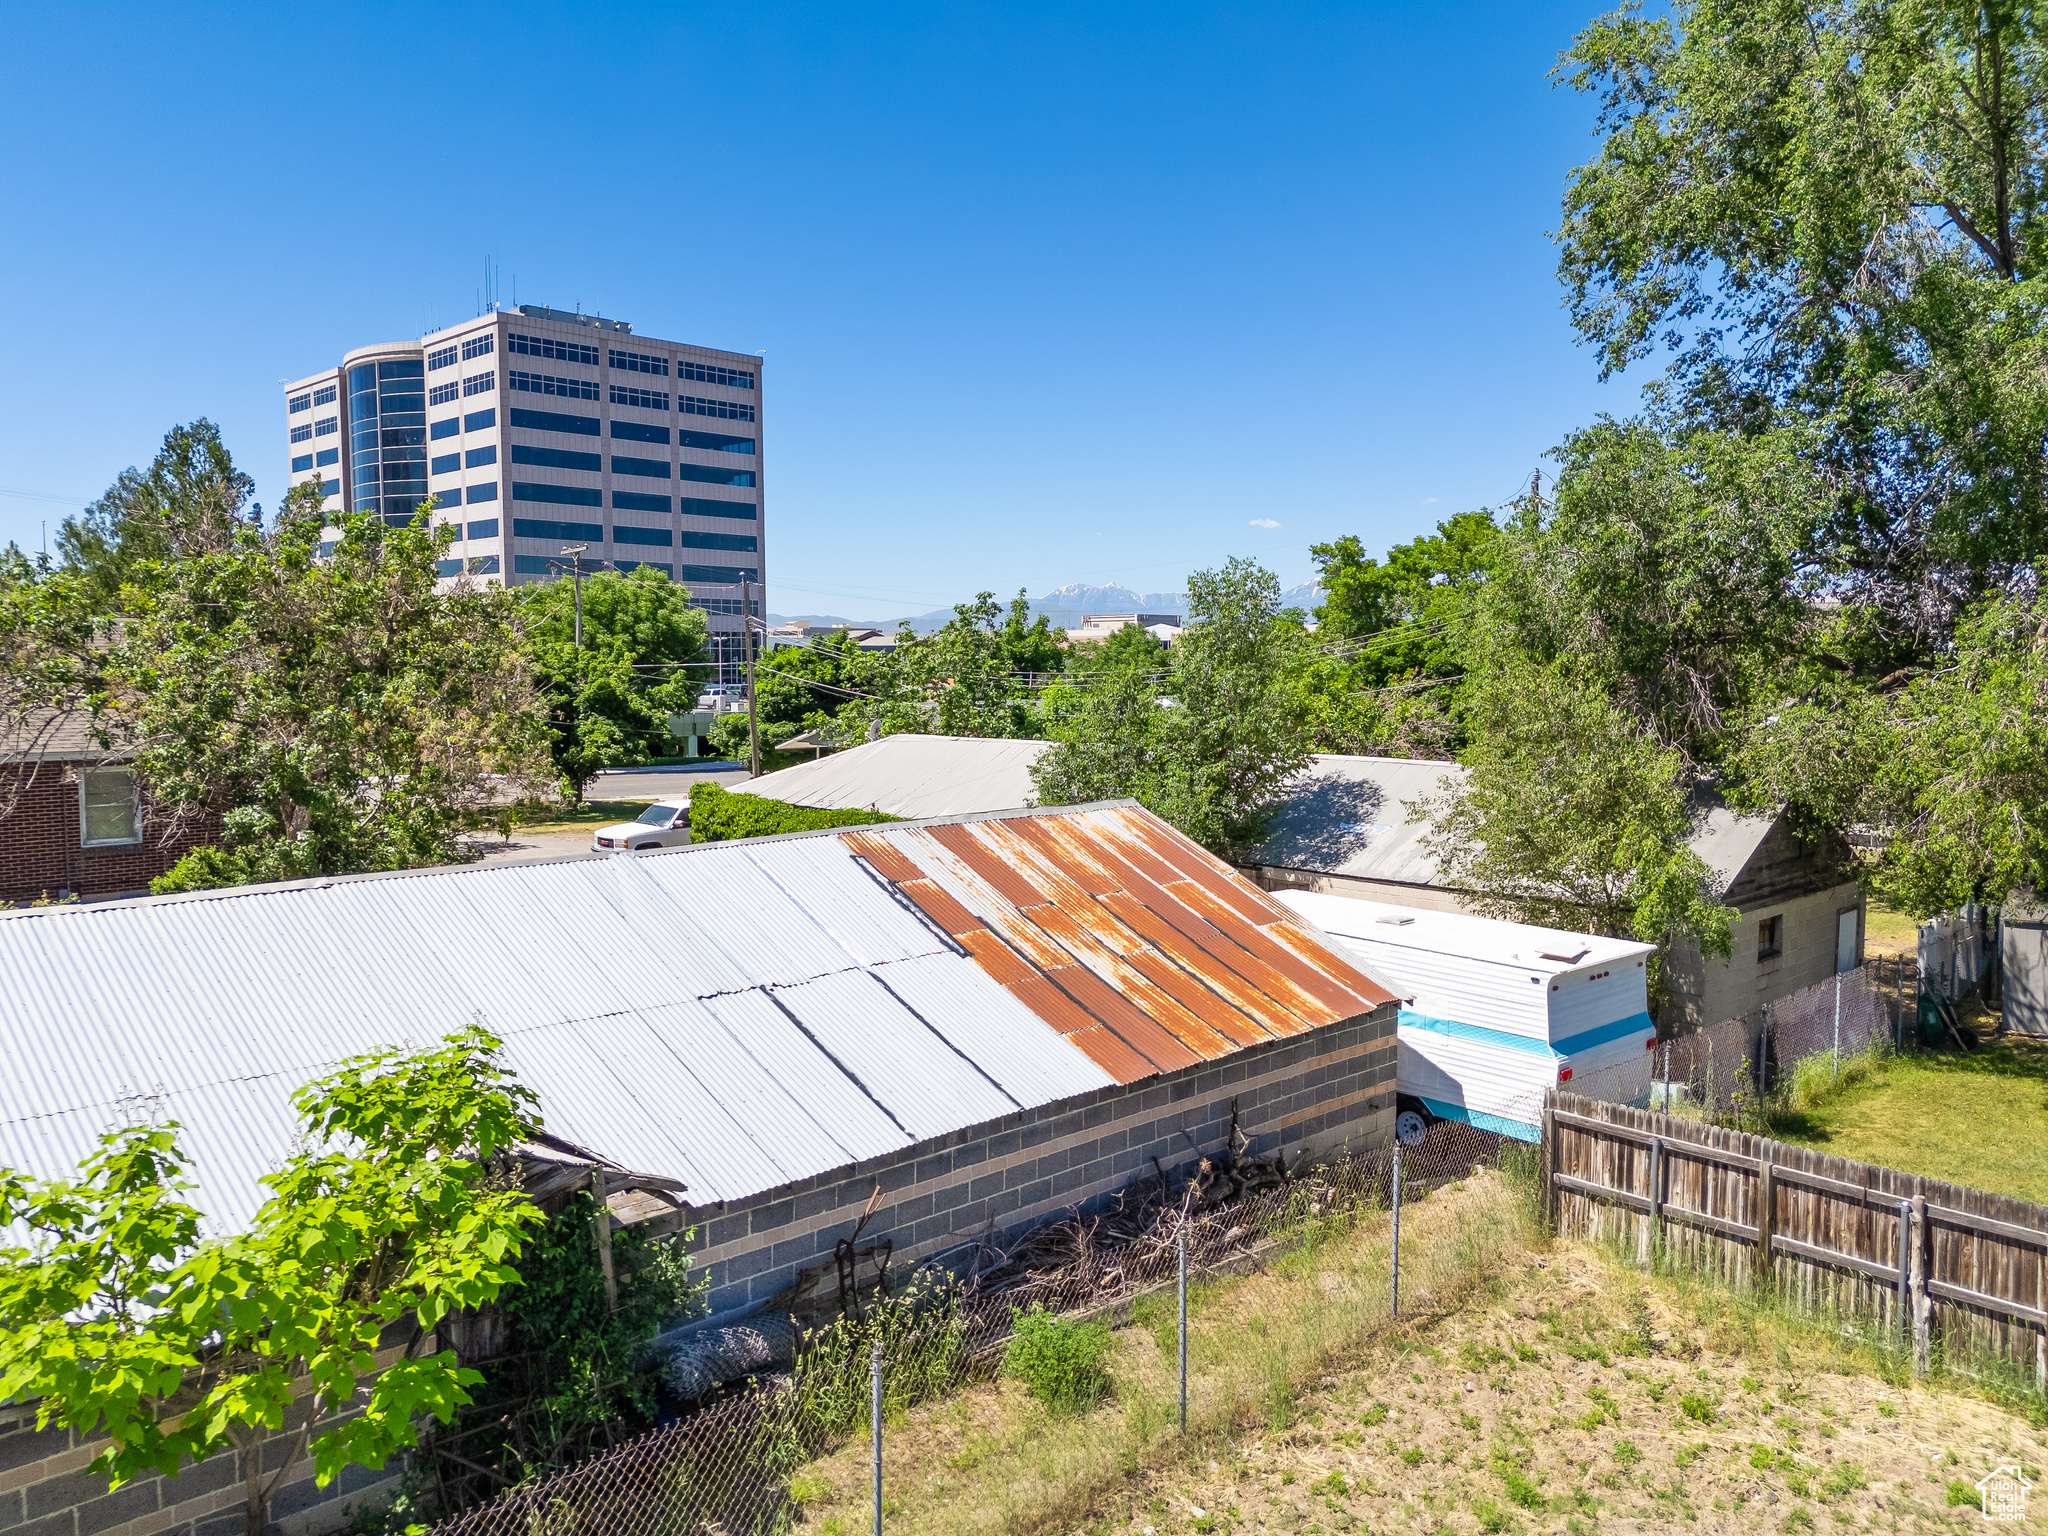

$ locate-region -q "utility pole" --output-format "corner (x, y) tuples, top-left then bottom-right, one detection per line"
(560, 545), (589, 659)
(742, 576), (760, 777)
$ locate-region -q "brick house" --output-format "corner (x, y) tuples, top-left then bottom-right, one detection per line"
(0, 714), (213, 904)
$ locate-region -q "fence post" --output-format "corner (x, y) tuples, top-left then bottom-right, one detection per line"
(1910, 1184), (1930, 1377)
(1832, 972), (1843, 1082)
(1755, 1158), (1775, 1285)
(1390, 1143), (1403, 1319)
(1541, 1098), (1558, 1232)
(871, 1337), (883, 1536)
(1647, 1136), (1663, 1264)
(1176, 1220), (1188, 1436)
(1894, 1198), (1912, 1347)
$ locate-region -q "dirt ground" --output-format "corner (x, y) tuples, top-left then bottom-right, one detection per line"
(1094, 1245), (2046, 1536)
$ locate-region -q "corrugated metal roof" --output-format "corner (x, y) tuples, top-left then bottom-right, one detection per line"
(0, 803), (1390, 1235)
(727, 734), (1048, 819)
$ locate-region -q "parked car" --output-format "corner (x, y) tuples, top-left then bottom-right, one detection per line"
(592, 797), (691, 853)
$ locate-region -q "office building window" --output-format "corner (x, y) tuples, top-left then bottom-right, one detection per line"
(613, 523), (674, 546)
(681, 361), (755, 389)
(678, 562), (759, 584)
(290, 423), (313, 443)
(512, 516), (604, 540)
(678, 497), (758, 521)
(511, 444), (601, 472)
(511, 555), (557, 575)
(315, 447), (339, 467)
(466, 484), (498, 504)
(510, 369), (598, 401)
(678, 429), (755, 454)
(612, 420), (670, 444)
(469, 554), (500, 574)
(612, 559), (674, 577)
(689, 597), (746, 615)
(681, 395), (755, 422)
(509, 406), (598, 436)
(428, 381), (459, 406)
(613, 491), (672, 514)
(610, 384), (669, 412)
(463, 370), (495, 397)
(435, 559), (464, 577)
(465, 444), (497, 468)
(382, 427), (426, 448)
(321, 478), (340, 496)
(288, 392), (312, 414)
(314, 416), (338, 437)
(680, 530), (758, 552)
(512, 485), (603, 510)
(313, 384), (337, 407)
(611, 454), (670, 479)
(464, 407), (497, 432)
(462, 333), (494, 361)
(349, 364), (376, 392)
(431, 452), (461, 476)
(318, 540), (339, 557)
(608, 348), (669, 376)
(1757, 914), (1784, 961)
(378, 359), (424, 380)
(508, 332), (598, 365)
(80, 766), (142, 846)
(679, 464), (755, 487)
(292, 453), (314, 473)
(428, 345), (458, 371)
(431, 417), (461, 441)
(466, 518), (499, 540)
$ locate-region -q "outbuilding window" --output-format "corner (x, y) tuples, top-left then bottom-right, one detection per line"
(1757, 913), (1785, 962)
(80, 767), (141, 847)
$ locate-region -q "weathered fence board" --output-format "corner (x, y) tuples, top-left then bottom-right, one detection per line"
(1547, 1091), (2048, 1379)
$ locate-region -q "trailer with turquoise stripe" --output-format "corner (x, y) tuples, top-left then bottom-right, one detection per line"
(1276, 891), (1659, 1145)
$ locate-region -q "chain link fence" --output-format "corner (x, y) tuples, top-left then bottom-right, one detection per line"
(422, 1117), (1541, 1536)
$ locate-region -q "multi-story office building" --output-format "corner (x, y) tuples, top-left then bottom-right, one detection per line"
(284, 305), (764, 681)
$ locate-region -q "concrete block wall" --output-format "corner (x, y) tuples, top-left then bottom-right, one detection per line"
(0, 1397), (398, 1536)
(1667, 881), (1865, 1032)
(681, 1000), (1401, 1315)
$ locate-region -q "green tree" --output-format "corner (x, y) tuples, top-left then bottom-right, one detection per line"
(57, 421), (257, 605)
(1410, 660), (1736, 1002)
(125, 485), (550, 890)
(519, 566), (712, 799)
(1033, 559), (1310, 855)
(710, 631), (866, 760)
(0, 1026), (547, 1536)
(836, 590), (1060, 742)
(1555, 0), (2048, 617)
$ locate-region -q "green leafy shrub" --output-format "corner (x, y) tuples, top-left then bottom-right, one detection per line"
(688, 782), (900, 843)
(1679, 1392), (1716, 1423)
(1001, 1305), (1113, 1412)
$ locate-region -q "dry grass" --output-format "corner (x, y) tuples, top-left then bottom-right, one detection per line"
(776, 1189), (2047, 1536)
(1864, 902), (1921, 959)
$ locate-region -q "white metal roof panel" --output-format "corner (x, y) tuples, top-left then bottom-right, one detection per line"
(768, 968), (1023, 1141)
(727, 734), (1048, 820)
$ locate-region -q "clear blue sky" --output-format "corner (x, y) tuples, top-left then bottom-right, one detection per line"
(0, 1), (1642, 621)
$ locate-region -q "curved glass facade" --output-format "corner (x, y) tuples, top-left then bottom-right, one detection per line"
(345, 352), (432, 519)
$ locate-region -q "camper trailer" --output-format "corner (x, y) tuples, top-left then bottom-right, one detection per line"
(1278, 891), (1658, 1144)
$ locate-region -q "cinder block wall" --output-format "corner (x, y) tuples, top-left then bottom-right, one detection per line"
(0, 1398), (399, 1536)
(681, 999), (1401, 1315)
(1667, 882), (1865, 1032)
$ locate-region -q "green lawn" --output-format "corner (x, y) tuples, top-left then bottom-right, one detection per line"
(508, 798), (659, 837)
(1864, 899), (1920, 957)
(1769, 1034), (2048, 1203)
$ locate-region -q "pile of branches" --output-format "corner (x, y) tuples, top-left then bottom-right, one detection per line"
(955, 1103), (1335, 1316)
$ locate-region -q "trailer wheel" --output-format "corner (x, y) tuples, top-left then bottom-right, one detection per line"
(1394, 1106), (1431, 1148)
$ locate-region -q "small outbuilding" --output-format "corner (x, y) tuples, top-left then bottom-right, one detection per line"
(727, 732), (1051, 821)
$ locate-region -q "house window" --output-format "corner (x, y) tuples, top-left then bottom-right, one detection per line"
(1757, 914), (1784, 961)
(80, 767), (141, 847)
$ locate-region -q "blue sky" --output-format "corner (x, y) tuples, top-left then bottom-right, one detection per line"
(0, 2), (1642, 621)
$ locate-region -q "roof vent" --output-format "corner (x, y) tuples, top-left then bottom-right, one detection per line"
(1373, 914), (1416, 926)
(1538, 946), (1591, 964)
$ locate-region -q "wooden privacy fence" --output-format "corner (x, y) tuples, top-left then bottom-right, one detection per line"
(1542, 1091), (2048, 1384)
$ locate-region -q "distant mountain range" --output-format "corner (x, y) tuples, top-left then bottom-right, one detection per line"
(768, 579), (1323, 637)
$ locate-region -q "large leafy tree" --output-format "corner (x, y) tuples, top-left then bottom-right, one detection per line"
(1033, 559), (1310, 855)
(835, 590), (1063, 742)
(519, 566), (711, 799)
(0, 1027), (547, 1536)
(1556, 0), (2048, 623)
(123, 483), (550, 890)
(57, 421), (256, 606)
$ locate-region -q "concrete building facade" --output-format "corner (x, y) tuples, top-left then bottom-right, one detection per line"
(285, 305), (764, 681)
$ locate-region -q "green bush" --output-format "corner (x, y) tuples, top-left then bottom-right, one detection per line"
(1001, 1305), (1113, 1412)
(688, 782), (900, 843)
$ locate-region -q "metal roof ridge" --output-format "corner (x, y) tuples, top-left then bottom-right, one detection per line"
(0, 800), (1150, 922)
